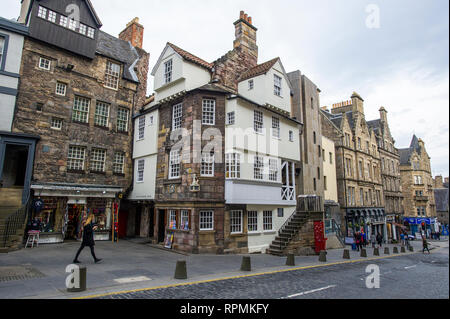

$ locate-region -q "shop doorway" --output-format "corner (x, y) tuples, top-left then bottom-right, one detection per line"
(118, 210), (128, 238)
(1, 144), (28, 188)
(158, 209), (166, 243)
(66, 204), (84, 240)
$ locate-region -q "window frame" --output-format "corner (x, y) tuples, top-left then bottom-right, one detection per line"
(94, 101), (110, 128)
(201, 151), (215, 177)
(104, 60), (121, 90)
(169, 149), (181, 179)
(247, 211), (258, 233)
(90, 148), (107, 173)
(230, 210), (243, 234)
(272, 117), (280, 139)
(172, 103), (182, 130)
(55, 82), (67, 96)
(0, 35), (5, 69)
(50, 117), (63, 130)
(117, 107), (130, 132)
(164, 59), (173, 84)
(254, 110), (264, 134)
(254, 155), (264, 180)
(269, 158), (278, 182)
(274, 74), (282, 97)
(136, 159), (145, 183)
(72, 96), (90, 124)
(39, 57), (51, 70)
(226, 111), (235, 125)
(202, 99), (216, 126)
(113, 152), (125, 174)
(225, 152), (241, 179)
(138, 115), (146, 140)
(263, 211), (273, 231)
(199, 211), (214, 231)
(67, 146), (86, 171)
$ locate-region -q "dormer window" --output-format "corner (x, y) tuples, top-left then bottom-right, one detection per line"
(68, 18), (77, 31)
(164, 59), (173, 84)
(79, 24), (87, 35)
(105, 61), (121, 90)
(248, 79), (254, 90)
(60, 16), (68, 27)
(47, 10), (57, 23)
(274, 74), (282, 96)
(87, 27), (95, 39)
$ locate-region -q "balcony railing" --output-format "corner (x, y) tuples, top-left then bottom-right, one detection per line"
(414, 196), (429, 202)
(282, 186), (295, 201)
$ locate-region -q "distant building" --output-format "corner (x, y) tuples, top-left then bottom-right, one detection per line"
(433, 175), (449, 226)
(399, 136), (437, 236)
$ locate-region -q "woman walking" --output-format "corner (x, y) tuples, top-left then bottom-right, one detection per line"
(73, 212), (102, 264)
(422, 235), (430, 254)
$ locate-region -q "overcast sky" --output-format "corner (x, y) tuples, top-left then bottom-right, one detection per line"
(3, 0), (449, 176)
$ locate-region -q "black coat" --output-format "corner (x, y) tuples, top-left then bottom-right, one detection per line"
(82, 223), (96, 247)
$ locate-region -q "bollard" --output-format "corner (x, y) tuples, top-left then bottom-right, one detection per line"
(343, 249), (350, 260)
(409, 246), (414, 252)
(393, 247), (399, 254)
(384, 247), (390, 255)
(401, 246), (406, 253)
(286, 254), (295, 266)
(174, 260), (188, 280)
(319, 250), (327, 262)
(66, 265), (87, 293)
(373, 248), (380, 256)
(240, 256), (252, 272)
(360, 248), (367, 258)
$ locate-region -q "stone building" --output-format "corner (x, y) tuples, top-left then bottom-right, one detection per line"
(321, 93), (386, 242)
(399, 136), (437, 236)
(129, 11), (326, 255)
(367, 107), (404, 241)
(11, 0), (149, 244)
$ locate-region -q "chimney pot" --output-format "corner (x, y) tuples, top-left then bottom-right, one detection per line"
(244, 14), (248, 20)
(248, 17), (252, 24)
(240, 11), (245, 19)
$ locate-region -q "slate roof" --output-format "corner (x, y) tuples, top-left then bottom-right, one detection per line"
(434, 188), (449, 212)
(167, 42), (214, 71)
(398, 135), (422, 165)
(96, 31), (140, 83)
(238, 58), (279, 82)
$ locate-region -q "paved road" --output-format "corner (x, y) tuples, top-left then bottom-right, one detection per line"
(94, 246), (449, 300)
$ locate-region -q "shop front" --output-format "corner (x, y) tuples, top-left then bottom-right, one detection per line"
(30, 183), (123, 244)
(403, 217), (438, 239)
(345, 208), (387, 243)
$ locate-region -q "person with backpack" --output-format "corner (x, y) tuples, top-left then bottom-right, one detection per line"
(376, 233), (383, 247)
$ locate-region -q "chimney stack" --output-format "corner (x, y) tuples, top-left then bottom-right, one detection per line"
(119, 17), (144, 49)
(233, 11), (258, 66)
(434, 175), (444, 189)
(379, 107), (388, 123)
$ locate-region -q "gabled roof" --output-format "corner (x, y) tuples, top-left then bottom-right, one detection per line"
(167, 42), (214, 70)
(398, 135), (422, 165)
(238, 57), (279, 82)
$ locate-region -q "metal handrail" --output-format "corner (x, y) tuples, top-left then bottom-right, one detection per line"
(2, 196), (32, 248)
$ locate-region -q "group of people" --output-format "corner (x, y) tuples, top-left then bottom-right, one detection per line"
(430, 231), (441, 241)
(354, 231), (384, 251)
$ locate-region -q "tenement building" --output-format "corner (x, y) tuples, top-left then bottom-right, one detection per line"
(129, 11), (328, 255)
(11, 0), (149, 244)
(367, 107), (404, 242)
(399, 136), (437, 236)
(433, 176), (448, 226)
(321, 93), (387, 242)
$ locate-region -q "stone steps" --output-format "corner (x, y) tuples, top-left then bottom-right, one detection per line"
(0, 188), (23, 207)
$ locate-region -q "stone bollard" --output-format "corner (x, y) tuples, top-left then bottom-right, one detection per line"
(240, 256), (252, 272)
(384, 247), (390, 255)
(319, 250), (327, 262)
(286, 254), (295, 266)
(360, 248), (367, 258)
(373, 248), (380, 256)
(174, 260), (188, 280)
(409, 246), (414, 252)
(66, 265), (87, 293)
(393, 247), (399, 254)
(343, 249), (350, 260)
(401, 246), (406, 253)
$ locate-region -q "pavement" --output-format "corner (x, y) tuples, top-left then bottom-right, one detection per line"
(0, 237), (448, 299)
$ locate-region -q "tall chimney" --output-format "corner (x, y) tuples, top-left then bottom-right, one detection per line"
(233, 11), (258, 66)
(434, 175), (444, 188)
(119, 17), (144, 49)
(351, 92), (365, 116)
(379, 107), (388, 123)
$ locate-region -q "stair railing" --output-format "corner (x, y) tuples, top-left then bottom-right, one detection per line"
(2, 196), (32, 248)
(331, 219), (345, 246)
(277, 210), (309, 252)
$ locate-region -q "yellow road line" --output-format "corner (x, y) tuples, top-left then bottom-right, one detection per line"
(75, 248), (432, 300)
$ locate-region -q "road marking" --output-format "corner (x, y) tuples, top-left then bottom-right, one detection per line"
(404, 265), (417, 269)
(284, 285), (336, 299)
(114, 276), (152, 284)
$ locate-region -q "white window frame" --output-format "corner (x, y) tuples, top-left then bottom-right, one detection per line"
(113, 152), (125, 174)
(225, 153), (241, 179)
(169, 149), (181, 179)
(230, 210), (243, 234)
(269, 158), (278, 182)
(136, 159), (145, 183)
(172, 103), (182, 130)
(39, 57), (51, 70)
(72, 96), (90, 123)
(87, 27), (95, 39)
(59, 16), (68, 28)
(263, 211), (273, 231)
(201, 152), (215, 177)
(50, 117), (63, 130)
(254, 155), (264, 180)
(289, 130), (294, 142)
(90, 148), (106, 172)
(272, 117), (280, 139)
(38, 6), (47, 19)
(55, 82), (67, 96)
(105, 61), (121, 90)
(68, 146), (86, 171)
(68, 18), (77, 31)
(247, 211), (258, 233)
(138, 116), (146, 140)
(202, 99), (215, 125)
(164, 59), (172, 84)
(226, 111), (235, 125)
(117, 107), (129, 132)
(94, 101), (110, 127)
(169, 210), (177, 229)
(180, 210), (190, 230)
(0, 36), (5, 67)
(248, 79), (254, 90)
(79, 23), (87, 35)
(199, 211), (214, 231)
(254, 110), (263, 134)
(274, 74), (282, 96)
(47, 10), (57, 23)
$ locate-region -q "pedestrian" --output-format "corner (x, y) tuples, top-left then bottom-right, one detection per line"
(422, 236), (430, 254)
(437, 231), (441, 241)
(73, 212), (102, 264)
(362, 231), (367, 247)
(405, 233), (410, 249)
(376, 233), (383, 247)
(400, 232), (405, 246)
(355, 232), (361, 251)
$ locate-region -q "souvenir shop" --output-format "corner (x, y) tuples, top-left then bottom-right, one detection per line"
(345, 208), (387, 243)
(29, 183), (124, 244)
